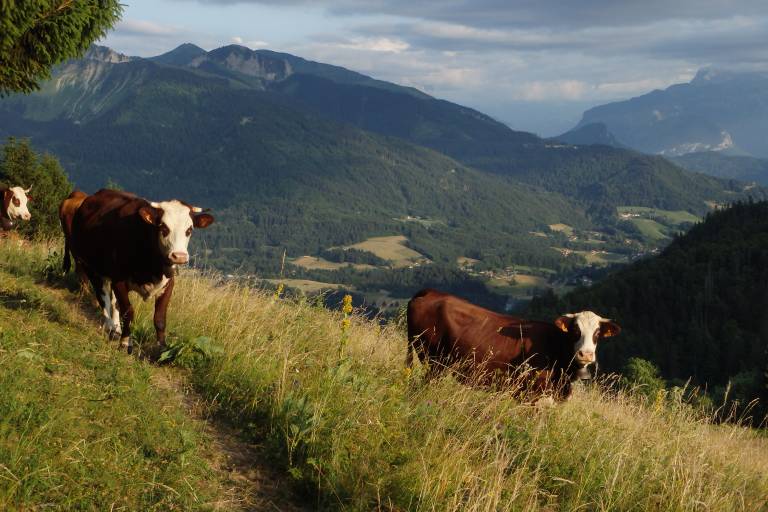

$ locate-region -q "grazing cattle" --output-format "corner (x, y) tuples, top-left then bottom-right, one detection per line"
(406, 289), (620, 399)
(59, 190), (88, 274)
(70, 189), (214, 353)
(1, 186), (32, 230)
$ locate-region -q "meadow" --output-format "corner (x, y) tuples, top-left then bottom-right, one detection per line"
(1, 240), (767, 511)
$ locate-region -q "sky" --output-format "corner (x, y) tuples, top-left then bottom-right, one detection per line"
(101, 0), (768, 136)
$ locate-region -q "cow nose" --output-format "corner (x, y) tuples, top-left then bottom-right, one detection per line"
(169, 251), (189, 264)
(23, 213), (31, 220)
(577, 350), (595, 363)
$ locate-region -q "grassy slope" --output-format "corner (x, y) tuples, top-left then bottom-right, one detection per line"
(0, 243), (222, 510)
(148, 268), (768, 509)
(3, 241), (768, 511)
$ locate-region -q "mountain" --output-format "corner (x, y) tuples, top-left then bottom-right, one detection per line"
(672, 151), (768, 186)
(531, 200), (768, 404)
(0, 44), (761, 281)
(0, 47), (585, 274)
(554, 122), (625, 148)
(574, 69), (768, 158)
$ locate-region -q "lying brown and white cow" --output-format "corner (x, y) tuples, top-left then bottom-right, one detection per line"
(406, 289), (620, 399)
(59, 190), (88, 275)
(1, 186), (32, 230)
(70, 189), (214, 353)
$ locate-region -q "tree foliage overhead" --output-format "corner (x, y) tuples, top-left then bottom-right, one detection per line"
(0, 137), (72, 237)
(0, 0), (123, 95)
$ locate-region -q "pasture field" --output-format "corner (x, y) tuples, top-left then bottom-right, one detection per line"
(617, 206), (700, 225)
(2, 241), (768, 511)
(630, 218), (668, 241)
(547, 223), (574, 236)
(486, 273), (549, 295)
(344, 235), (429, 268)
(291, 255), (376, 271)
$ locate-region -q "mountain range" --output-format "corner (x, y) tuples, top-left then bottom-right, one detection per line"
(0, 44), (759, 280)
(568, 69), (768, 158)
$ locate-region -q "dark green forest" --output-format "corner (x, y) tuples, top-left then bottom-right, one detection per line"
(530, 200), (768, 414)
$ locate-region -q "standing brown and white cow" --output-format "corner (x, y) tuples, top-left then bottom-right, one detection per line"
(70, 189), (214, 353)
(1, 186), (32, 231)
(407, 289), (621, 399)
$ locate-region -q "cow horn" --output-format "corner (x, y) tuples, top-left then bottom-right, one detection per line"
(23, 186), (31, 194)
(150, 201), (160, 208)
(190, 206), (203, 213)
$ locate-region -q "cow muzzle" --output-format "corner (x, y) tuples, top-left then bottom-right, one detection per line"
(575, 350), (595, 365)
(169, 251), (189, 265)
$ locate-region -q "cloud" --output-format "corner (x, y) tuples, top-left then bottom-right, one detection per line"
(115, 19), (182, 37)
(231, 36), (269, 48)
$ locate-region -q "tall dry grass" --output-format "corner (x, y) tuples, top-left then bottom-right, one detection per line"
(121, 268), (768, 511)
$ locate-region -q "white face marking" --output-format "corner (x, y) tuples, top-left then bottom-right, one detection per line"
(152, 200), (194, 264)
(6, 187), (31, 221)
(568, 311), (604, 366)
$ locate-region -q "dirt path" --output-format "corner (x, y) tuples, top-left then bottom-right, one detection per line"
(41, 282), (309, 511)
(151, 369), (311, 511)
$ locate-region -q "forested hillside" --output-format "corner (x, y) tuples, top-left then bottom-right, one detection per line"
(1, 44), (762, 300)
(531, 200), (768, 410)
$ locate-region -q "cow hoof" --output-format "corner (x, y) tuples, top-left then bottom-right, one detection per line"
(127, 344), (133, 355)
(108, 329), (122, 341)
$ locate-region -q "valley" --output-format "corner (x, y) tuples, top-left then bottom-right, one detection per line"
(1, 44), (764, 314)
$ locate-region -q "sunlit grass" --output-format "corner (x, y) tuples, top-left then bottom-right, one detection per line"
(4, 240), (767, 511)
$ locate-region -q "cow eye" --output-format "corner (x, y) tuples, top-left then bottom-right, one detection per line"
(186, 227), (193, 237)
(12, 198), (20, 207)
(160, 223), (170, 237)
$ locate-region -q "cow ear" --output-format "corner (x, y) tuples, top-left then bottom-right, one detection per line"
(138, 206), (158, 225)
(193, 213), (214, 228)
(600, 320), (621, 338)
(554, 316), (572, 333)
(25, 194), (32, 202)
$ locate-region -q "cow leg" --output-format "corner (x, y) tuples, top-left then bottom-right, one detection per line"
(113, 282), (134, 354)
(153, 276), (175, 349)
(88, 274), (121, 340)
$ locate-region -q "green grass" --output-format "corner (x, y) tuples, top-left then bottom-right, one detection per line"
(617, 206), (700, 225)
(136, 261), (768, 510)
(0, 243), (222, 510)
(630, 218), (668, 241)
(3, 241), (768, 511)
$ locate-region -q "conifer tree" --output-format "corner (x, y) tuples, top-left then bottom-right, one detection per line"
(1, 0), (123, 95)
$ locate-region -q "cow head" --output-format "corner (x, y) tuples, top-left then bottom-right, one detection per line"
(3, 186), (32, 221)
(138, 200), (214, 265)
(554, 311), (620, 375)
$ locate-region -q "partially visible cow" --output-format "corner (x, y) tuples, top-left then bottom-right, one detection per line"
(59, 190), (88, 275)
(1, 186), (32, 231)
(406, 289), (621, 399)
(70, 189), (214, 353)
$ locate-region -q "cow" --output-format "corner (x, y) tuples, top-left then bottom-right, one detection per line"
(1, 186), (32, 231)
(59, 190), (88, 275)
(70, 189), (214, 354)
(406, 289), (621, 400)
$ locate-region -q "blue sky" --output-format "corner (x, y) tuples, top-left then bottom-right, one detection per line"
(102, 1), (768, 136)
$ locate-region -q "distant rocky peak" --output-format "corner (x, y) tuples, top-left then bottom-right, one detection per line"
(205, 45), (293, 81)
(84, 45), (133, 64)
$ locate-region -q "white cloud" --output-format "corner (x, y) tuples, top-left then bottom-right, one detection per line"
(333, 36), (410, 53)
(116, 19), (182, 37)
(231, 36), (269, 48)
